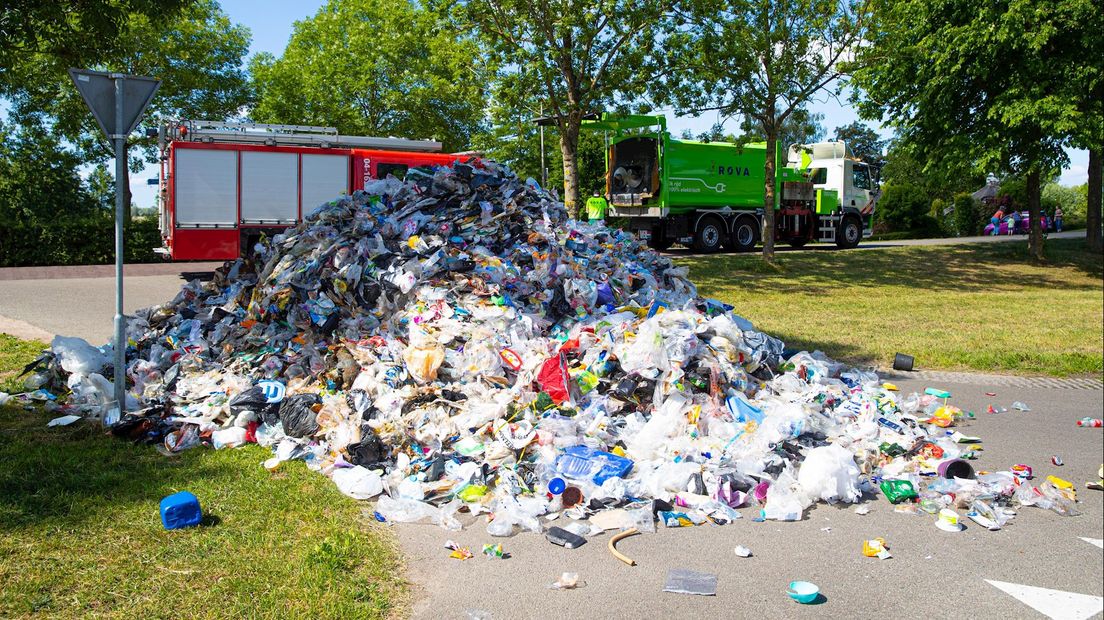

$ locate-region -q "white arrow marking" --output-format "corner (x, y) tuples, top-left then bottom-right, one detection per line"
(1080, 537), (1104, 550)
(986, 580), (1103, 620)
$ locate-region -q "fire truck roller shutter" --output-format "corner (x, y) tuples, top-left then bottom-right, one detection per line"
(241, 151), (298, 224)
(301, 153), (350, 214)
(175, 148), (238, 226)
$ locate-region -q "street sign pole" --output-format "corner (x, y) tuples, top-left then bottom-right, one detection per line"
(112, 75), (127, 416)
(68, 68), (160, 420)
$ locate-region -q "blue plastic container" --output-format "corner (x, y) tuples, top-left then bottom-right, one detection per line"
(160, 491), (202, 530)
(555, 445), (633, 485)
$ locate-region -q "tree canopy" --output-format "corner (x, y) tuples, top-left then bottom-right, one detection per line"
(0, 0), (190, 91)
(250, 0), (488, 152)
(851, 0), (1102, 258)
(458, 0), (668, 210)
(833, 121), (885, 168)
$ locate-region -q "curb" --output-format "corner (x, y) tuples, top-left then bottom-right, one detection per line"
(878, 368), (1103, 390)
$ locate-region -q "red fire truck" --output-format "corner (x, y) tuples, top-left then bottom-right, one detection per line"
(157, 120), (466, 260)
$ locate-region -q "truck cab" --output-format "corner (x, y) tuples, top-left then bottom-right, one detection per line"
(786, 141), (878, 238)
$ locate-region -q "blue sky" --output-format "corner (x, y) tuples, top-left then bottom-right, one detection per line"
(121, 0), (1088, 207)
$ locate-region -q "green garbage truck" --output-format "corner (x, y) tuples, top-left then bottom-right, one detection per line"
(581, 114), (878, 252)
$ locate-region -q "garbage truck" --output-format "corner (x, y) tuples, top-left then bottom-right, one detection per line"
(581, 114), (878, 252)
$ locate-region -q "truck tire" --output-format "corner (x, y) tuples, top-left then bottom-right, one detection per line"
(693, 216), (725, 253)
(836, 215), (862, 249)
(725, 216), (759, 253)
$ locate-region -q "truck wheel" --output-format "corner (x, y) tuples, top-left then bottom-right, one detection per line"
(725, 216), (759, 253)
(693, 216), (725, 253)
(836, 215), (862, 249)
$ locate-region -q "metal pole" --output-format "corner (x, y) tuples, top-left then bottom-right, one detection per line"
(539, 103), (547, 188)
(112, 76), (126, 416)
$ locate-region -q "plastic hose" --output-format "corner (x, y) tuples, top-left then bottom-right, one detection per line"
(608, 527), (640, 566)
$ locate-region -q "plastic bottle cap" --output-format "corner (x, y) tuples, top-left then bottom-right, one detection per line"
(548, 477), (566, 495)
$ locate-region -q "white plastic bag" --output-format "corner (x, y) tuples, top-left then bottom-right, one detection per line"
(51, 335), (107, 375)
(332, 466), (384, 500)
(797, 444), (861, 504)
(763, 472), (805, 521)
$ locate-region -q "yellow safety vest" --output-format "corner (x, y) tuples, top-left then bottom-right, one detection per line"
(586, 196), (608, 220)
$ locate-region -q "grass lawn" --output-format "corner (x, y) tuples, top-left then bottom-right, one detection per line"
(0, 340), (405, 619)
(678, 238), (1103, 377)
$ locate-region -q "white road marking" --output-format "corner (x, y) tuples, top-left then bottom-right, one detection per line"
(986, 580), (1103, 620)
(1080, 538), (1104, 550)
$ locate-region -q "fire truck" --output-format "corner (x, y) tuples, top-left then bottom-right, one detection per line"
(156, 120), (466, 260)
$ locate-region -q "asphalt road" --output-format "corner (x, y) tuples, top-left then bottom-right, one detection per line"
(396, 376), (1102, 620)
(663, 229), (1087, 257)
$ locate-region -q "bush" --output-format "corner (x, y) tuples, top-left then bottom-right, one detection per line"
(953, 192), (980, 236)
(876, 183), (940, 236)
(0, 215), (163, 267)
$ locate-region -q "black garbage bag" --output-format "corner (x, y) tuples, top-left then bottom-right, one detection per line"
(279, 393), (321, 438)
(346, 429), (385, 467)
(229, 386), (281, 424)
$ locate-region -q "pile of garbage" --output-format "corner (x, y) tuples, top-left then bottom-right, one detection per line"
(19, 161), (1082, 538)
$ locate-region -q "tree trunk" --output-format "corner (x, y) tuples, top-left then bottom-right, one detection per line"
(1026, 167), (1044, 260)
(1088, 148), (1102, 252)
(762, 127), (777, 261)
(560, 118), (581, 217)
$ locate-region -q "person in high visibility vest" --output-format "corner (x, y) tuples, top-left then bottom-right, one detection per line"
(585, 192), (608, 223)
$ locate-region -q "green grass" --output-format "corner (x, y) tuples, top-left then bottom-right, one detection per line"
(679, 238), (1103, 377)
(0, 337), (406, 619)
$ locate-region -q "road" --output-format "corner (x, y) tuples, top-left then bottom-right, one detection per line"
(663, 229), (1087, 257)
(0, 255), (1100, 618)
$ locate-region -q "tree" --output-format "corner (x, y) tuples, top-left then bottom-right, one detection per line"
(459, 0), (668, 212)
(9, 0), (251, 223)
(251, 0), (488, 153)
(473, 86), (605, 216)
(736, 107), (826, 148)
(852, 0), (1101, 260)
(0, 0), (190, 91)
(833, 121), (885, 168)
(0, 117), (97, 227)
(659, 0), (872, 260)
(879, 138), (983, 204)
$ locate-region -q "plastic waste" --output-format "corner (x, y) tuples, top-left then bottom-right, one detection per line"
(160, 491), (202, 530)
(663, 569), (718, 596)
(279, 393), (321, 438)
(50, 335), (107, 375)
(555, 445), (633, 485)
(332, 466), (384, 500)
(545, 525), (587, 548)
(797, 444), (861, 504)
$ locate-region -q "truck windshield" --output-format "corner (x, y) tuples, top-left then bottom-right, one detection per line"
(852, 165), (871, 190)
(377, 163), (409, 180)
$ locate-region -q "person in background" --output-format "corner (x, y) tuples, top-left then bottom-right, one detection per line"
(1009, 208), (1022, 234)
(1054, 205), (1064, 232)
(586, 191), (608, 224)
(990, 201), (1006, 235)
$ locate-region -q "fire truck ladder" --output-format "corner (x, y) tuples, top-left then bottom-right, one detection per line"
(160, 119), (443, 153)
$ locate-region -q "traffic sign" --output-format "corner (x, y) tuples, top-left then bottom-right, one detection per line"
(67, 68), (160, 139)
